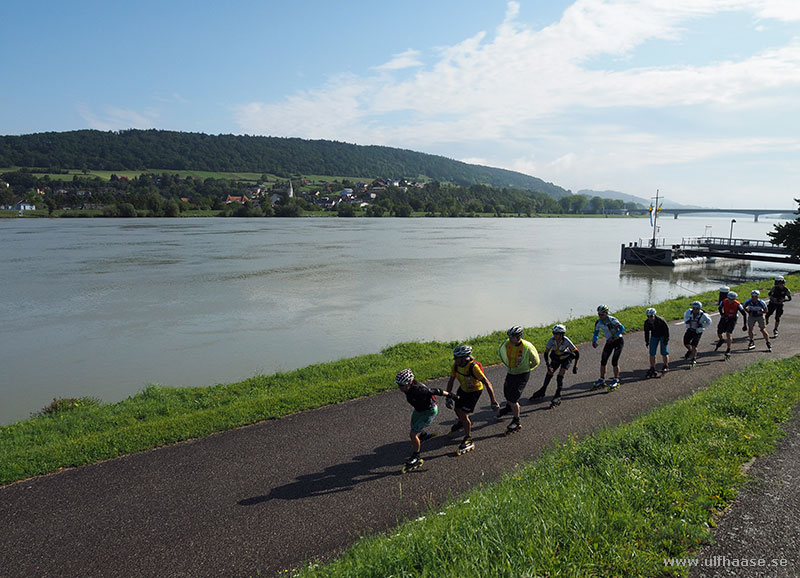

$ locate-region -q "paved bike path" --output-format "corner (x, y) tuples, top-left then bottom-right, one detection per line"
(1, 310), (798, 578)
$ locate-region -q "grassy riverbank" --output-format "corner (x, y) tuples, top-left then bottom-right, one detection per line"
(1, 275), (797, 485)
(290, 356), (800, 578)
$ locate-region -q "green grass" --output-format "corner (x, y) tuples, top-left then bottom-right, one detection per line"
(289, 356), (800, 578)
(0, 275), (796, 486)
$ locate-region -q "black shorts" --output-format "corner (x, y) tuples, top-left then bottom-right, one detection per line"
(717, 316), (737, 335)
(547, 355), (573, 372)
(767, 302), (784, 321)
(503, 372), (530, 404)
(683, 329), (702, 347)
(601, 338), (624, 366)
(455, 388), (482, 414)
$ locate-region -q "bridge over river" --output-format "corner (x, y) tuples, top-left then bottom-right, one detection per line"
(657, 208), (795, 222)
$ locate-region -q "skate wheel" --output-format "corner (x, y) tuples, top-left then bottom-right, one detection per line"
(401, 458), (424, 473)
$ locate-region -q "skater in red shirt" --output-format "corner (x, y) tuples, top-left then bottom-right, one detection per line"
(715, 291), (747, 361)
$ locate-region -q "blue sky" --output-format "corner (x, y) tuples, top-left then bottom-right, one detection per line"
(2, 0), (799, 208)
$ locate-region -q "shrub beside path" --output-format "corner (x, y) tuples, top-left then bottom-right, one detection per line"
(1, 309), (799, 578)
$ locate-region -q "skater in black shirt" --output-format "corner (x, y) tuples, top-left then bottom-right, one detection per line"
(643, 307), (670, 377)
(766, 276), (792, 338)
(395, 368), (456, 472)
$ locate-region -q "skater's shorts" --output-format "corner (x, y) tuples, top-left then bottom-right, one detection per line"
(455, 388), (482, 414)
(648, 336), (669, 357)
(767, 301), (784, 321)
(547, 355), (573, 373)
(718, 316), (737, 335)
(600, 337), (624, 366)
(747, 315), (765, 330)
(410, 406), (438, 433)
(503, 371), (530, 403)
(683, 329), (702, 348)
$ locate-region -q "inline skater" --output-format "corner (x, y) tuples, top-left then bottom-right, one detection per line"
(591, 305), (626, 390)
(497, 326), (540, 434)
(766, 276), (792, 338)
(744, 290), (772, 352)
(444, 345), (498, 455)
(716, 291), (747, 361)
(683, 301), (712, 367)
(643, 307), (670, 377)
(530, 324), (579, 408)
(714, 286), (731, 348)
(395, 369), (457, 473)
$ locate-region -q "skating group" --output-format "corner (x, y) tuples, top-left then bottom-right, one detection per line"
(396, 275), (792, 473)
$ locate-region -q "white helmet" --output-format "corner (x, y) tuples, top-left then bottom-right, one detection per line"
(395, 368), (414, 386)
(727, 291), (738, 300)
(552, 324), (567, 334)
(453, 344), (473, 358)
(691, 301), (703, 309)
(719, 286), (730, 293)
(775, 276), (785, 283)
(645, 308), (656, 317)
(751, 289), (760, 297)
(507, 326), (524, 337)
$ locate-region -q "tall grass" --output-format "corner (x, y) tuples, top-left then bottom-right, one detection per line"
(291, 356), (800, 577)
(0, 276), (795, 485)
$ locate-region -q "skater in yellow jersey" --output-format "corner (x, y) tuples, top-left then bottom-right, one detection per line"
(496, 326), (540, 433)
(445, 345), (498, 455)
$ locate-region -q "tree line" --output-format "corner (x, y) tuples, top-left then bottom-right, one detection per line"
(1, 168), (643, 218)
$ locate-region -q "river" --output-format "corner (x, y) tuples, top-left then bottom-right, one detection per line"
(1, 216), (795, 424)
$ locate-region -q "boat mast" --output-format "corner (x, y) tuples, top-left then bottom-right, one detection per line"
(651, 189), (660, 247)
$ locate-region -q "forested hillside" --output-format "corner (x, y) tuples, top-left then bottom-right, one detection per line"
(0, 130), (568, 198)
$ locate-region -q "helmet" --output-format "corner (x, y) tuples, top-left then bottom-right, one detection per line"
(507, 326), (524, 337)
(691, 301), (702, 309)
(453, 344), (473, 358)
(727, 291), (738, 300)
(751, 289), (760, 297)
(395, 368), (414, 386)
(645, 308), (656, 317)
(552, 324), (566, 334)
(719, 286), (730, 293)
(775, 275), (785, 283)
(597, 305), (610, 314)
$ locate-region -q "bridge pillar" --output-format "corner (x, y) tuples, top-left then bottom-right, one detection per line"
(674, 213), (678, 219)
(754, 214), (759, 222)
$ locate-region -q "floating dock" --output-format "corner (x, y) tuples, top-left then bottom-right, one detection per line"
(621, 236), (798, 266)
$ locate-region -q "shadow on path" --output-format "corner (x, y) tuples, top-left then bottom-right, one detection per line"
(238, 441), (408, 505)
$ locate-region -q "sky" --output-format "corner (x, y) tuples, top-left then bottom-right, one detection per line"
(2, 0), (800, 208)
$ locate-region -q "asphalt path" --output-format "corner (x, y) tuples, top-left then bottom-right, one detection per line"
(2, 308), (799, 578)
(689, 405), (800, 578)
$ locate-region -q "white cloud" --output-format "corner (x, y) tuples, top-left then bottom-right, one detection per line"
(232, 0), (800, 204)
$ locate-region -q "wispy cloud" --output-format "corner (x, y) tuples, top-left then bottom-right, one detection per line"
(232, 0), (800, 202)
(373, 49), (424, 71)
(78, 104), (159, 131)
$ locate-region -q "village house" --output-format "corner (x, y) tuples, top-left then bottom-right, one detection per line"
(1, 201), (37, 211)
(225, 194), (250, 204)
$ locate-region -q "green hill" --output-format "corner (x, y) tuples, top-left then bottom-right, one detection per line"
(0, 129), (569, 198)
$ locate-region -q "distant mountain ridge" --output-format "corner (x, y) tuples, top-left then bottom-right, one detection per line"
(0, 129), (571, 199)
(577, 189), (704, 209)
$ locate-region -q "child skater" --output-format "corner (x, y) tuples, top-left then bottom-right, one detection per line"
(395, 368), (456, 473)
